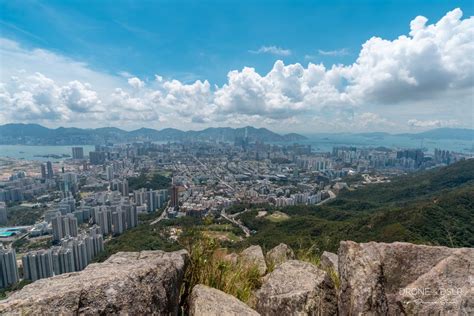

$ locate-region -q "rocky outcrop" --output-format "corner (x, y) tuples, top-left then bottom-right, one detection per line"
(255, 260), (337, 315)
(338, 241), (474, 315)
(320, 251), (338, 272)
(241, 245), (267, 276)
(188, 284), (260, 316)
(265, 243), (295, 267)
(0, 250), (188, 315)
(1, 241), (471, 315)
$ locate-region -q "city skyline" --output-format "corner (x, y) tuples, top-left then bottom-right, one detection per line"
(0, 1), (473, 133)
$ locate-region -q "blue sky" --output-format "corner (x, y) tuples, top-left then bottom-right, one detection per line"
(0, 1), (473, 132)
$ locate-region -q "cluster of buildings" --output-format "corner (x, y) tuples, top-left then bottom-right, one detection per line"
(22, 228), (104, 281)
(332, 146), (466, 171)
(133, 188), (169, 213)
(0, 139), (470, 289)
(0, 171), (56, 202)
(0, 246), (19, 288)
(0, 202), (7, 225)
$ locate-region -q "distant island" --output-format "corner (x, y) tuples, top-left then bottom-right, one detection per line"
(33, 154), (71, 159)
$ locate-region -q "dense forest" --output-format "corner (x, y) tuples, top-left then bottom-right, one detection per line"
(128, 172), (171, 191)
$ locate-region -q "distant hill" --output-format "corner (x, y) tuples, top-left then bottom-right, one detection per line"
(397, 128), (474, 140)
(0, 123), (307, 145)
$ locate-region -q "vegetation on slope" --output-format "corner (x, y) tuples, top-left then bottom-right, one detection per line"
(93, 213), (180, 262)
(242, 159), (474, 252)
(1, 205), (45, 227)
(128, 172), (171, 191)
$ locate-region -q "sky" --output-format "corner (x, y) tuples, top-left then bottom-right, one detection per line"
(0, 0), (473, 134)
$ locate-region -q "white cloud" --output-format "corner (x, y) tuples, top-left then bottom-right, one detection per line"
(407, 119), (459, 128)
(318, 48), (350, 56)
(0, 8), (472, 132)
(249, 46), (292, 56)
(61, 81), (102, 113)
(128, 77), (145, 89)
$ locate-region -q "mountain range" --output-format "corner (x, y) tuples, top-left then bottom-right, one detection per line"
(0, 123), (307, 145)
(0, 124), (472, 145)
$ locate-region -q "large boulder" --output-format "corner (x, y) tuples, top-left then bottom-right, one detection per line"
(338, 241), (474, 315)
(0, 250), (188, 315)
(320, 251), (338, 272)
(265, 243), (295, 268)
(255, 260), (337, 315)
(241, 245), (267, 276)
(188, 284), (260, 316)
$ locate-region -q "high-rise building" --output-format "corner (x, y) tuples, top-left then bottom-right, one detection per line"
(73, 206), (91, 224)
(134, 188), (147, 206)
(22, 249), (54, 282)
(147, 189), (158, 212)
(89, 151), (106, 165)
(0, 202), (7, 225)
(46, 161), (54, 179)
(0, 247), (19, 288)
(106, 165), (114, 181)
(111, 179), (129, 197)
(111, 210), (125, 236)
(58, 195), (76, 215)
(93, 207), (112, 236)
(88, 226), (105, 256)
(52, 247), (75, 275)
(72, 147), (84, 160)
(51, 214), (78, 241)
(123, 203), (138, 229)
(61, 173), (78, 194)
(121, 179), (129, 197)
(50, 230), (104, 276)
(170, 185), (179, 210)
(40, 164), (47, 179)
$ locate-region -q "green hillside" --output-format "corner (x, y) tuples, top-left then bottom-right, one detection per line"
(242, 159), (474, 252)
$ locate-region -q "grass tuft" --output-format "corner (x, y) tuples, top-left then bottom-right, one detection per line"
(179, 230), (262, 304)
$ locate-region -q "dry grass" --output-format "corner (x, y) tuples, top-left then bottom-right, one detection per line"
(179, 231), (262, 304)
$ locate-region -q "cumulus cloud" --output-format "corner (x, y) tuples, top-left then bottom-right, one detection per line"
(249, 45), (292, 56)
(61, 81), (102, 113)
(407, 119), (459, 128)
(0, 8), (472, 131)
(128, 77), (145, 89)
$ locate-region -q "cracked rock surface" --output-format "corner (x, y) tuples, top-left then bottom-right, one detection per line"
(338, 241), (474, 315)
(0, 250), (188, 315)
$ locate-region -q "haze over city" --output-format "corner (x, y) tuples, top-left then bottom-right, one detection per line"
(1, 1), (473, 133)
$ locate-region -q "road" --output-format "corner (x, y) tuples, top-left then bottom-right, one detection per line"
(150, 201), (171, 225)
(316, 190), (336, 205)
(221, 209), (251, 237)
(192, 155), (235, 191)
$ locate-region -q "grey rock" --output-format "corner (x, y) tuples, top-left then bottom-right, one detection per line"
(255, 260), (337, 316)
(320, 251), (338, 272)
(266, 243), (295, 268)
(188, 284), (260, 316)
(241, 245), (267, 276)
(0, 250), (188, 315)
(338, 241), (474, 315)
